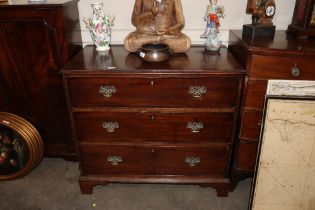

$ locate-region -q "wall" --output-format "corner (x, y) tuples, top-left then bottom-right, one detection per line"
(78, 0), (296, 46)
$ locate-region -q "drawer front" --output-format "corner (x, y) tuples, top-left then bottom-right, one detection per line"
(74, 111), (235, 143)
(80, 145), (154, 175)
(80, 145), (230, 176)
(236, 140), (258, 171)
(244, 80), (267, 109)
(250, 55), (315, 80)
(67, 77), (241, 108)
(239, 109), (263, 140)
(154, 145), (230, 176)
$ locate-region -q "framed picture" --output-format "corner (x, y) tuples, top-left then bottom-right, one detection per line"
(0, 124), (29, 175)
(249, 80), (315, 210)
(0, 112), (44, 180)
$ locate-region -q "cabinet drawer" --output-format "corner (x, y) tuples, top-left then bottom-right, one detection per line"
(154, 145), (230, 176)
(236, 140), (258, 171)
(80, 144), (230, 176)
(239, 109), (263, 140)
(250, 55), (315, 80)
(67, 77), (240, 108)
(74, 111), (235, 143)
(244, 80), (267, 109)
(80, 145), (154, 175)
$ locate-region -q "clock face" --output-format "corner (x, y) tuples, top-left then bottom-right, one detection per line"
(265, 5), (276, 17)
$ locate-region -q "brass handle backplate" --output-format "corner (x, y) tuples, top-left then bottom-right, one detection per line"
(188, 86), (207, 98)
(187, 121), (204, 133)
(102, 121), (119, 133)
(107, 155), (123, 165)
(99, 85), (116, 97)
(185, 156), (200, 166)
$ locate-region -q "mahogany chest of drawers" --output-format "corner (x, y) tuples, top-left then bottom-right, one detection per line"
(229, 30), (315, 187)
(61, 46), (245, 196)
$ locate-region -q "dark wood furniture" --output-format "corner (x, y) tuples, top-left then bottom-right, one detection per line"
(287, 0), (315, 38)
(61, 45), (246, 196)
(0, 0), (82, 159)
(229, 30), (315, 187)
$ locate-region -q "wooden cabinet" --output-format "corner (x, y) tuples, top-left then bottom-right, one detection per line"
(61, 46), (245, 196)
(229, 30), (315, 186)
(0, 0), (82, 159)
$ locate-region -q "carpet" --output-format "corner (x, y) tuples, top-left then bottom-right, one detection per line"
(0, 158), (251, 210)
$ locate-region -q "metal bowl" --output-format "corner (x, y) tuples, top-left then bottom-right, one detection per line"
(137, 43), (173, 62)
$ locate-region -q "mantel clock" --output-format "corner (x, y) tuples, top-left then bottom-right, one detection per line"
(243, 0), (276, 39)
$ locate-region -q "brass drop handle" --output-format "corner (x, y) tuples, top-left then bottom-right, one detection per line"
(107, 155), (123, 165)
(291, 64), (300, 77)
(185, 156), (200, 166)
(187, 121), (204, 133)
(102, 121), (119, 133)
(99, 85), (117, 97)
(188, 86), (207, 98)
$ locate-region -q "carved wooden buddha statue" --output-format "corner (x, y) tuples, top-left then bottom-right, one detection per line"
(124, 0), (191, 53)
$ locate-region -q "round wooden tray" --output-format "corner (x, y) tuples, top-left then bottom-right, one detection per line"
(0, 112), (44, 180)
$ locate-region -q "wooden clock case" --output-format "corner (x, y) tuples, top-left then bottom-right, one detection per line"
(287, 0), (315, 38)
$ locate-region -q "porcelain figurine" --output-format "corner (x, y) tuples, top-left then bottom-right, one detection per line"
(200, 0), (225, 52)
(83, 3), (115, 52)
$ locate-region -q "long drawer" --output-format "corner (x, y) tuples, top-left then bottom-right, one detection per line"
(250, 54), (315, 80)
(74, 111), (235, 143)
(80, 144), (230, 176)
(67, 77), (241, 108)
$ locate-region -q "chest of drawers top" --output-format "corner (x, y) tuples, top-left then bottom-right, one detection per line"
(229, 30), (315, 54)
(61, 45), (245, 75)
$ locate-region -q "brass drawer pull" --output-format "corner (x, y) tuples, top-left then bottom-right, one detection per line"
(187, 121), (204, 133)
(102, 121), (119, 132)
(291, 64), (300, 77)
(107, 155), (123, 165)
(185, 156), (200, 166)
(99, 85), (116, 97)
(188, 86), (207, 98)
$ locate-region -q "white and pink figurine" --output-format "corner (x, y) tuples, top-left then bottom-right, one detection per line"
(200, 0), (225, 52)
